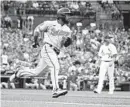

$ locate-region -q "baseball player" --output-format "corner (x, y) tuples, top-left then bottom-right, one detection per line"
(9, 8), (72, 98)
(94, 35), (117, 94)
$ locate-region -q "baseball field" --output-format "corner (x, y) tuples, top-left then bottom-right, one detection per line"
(1, 89), (130, 107)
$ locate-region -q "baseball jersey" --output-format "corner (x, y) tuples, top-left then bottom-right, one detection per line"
(34, 20), (71, 50)
(98, 43), (117, 61)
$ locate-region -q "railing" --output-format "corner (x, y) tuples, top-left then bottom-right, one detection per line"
(1, 75), (130, 91)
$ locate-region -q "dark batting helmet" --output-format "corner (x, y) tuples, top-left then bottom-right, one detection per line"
(57, 8), (71, 24)
(57, 8), (71, 14)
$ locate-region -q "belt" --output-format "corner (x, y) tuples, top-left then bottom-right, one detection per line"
(3, 63), (8, 65)
(103, 61), (112, 62)
(44, 43), (60, 55)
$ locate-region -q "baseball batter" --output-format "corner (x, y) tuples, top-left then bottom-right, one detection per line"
(94, 35), (117, 94)
(10, 9), (72, 98)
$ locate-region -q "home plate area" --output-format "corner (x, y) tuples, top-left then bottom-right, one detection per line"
(1, 89), (130, 107)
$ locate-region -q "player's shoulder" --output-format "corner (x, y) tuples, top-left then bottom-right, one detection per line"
(109, 43), (116, 48)
(44, 20), (57, 25)
(62, 24), (71, 32)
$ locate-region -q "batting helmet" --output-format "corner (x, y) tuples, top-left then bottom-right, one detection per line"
(57, 8), (71, 24)
(57, 8), (71, 14)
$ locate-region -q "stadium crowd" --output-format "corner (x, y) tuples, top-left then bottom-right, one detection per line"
(1, 23), (130, 90)
(1, 1), (130, 91)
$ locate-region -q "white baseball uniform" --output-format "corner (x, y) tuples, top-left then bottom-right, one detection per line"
(16, 20), (71, 91)
(96, 43), (117, 93)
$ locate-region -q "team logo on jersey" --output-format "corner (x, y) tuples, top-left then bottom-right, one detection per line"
(49, 25), (69, 37)
(49, 25), (59, 36)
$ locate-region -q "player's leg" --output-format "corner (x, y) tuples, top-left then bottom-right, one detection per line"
(94, 62), (108, 93)
(108, 62), (115, 94)
(44, 45), (67, 97)
(10, 61), (47, 82)
(44, 45), (60, 91)
(18, 51), (48, 77)
(9, 46), (47, 82)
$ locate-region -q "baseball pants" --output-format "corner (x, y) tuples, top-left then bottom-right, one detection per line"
(17, 44), (60, 90)
(96, 61), (115, 92)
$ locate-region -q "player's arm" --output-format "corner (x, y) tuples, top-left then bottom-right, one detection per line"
(96, 46), (103, 66)
(34, 21), (49, 37)
(98, 46), (103, 59)
(111, 45), (118, 61)
(33, 21), (49, 47)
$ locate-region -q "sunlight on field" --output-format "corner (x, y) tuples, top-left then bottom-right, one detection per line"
(1, 89), (130, 107)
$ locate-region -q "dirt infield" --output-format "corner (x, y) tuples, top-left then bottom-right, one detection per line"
(1, 89), (130, 107)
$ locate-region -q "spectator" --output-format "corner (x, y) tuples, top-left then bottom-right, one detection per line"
(17, 16), (23, 29)
(4, 15), (12, 28)
(42, 73), (53, 90)
(94, 34), (117, 94)
(1, 49), (10, 75)
(25, 78), (39, 89)
(38, 79), (47, 90)
(0, 82), (8, 89)
(67, 70), (78, 91)
(1, 49), (9, 65)
(32, 1), (39, 9)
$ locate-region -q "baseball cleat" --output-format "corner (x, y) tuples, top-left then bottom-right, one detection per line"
(52, 89), (68, 98)
(93, 90), (100, 94)
(52, 93), (59, 98)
